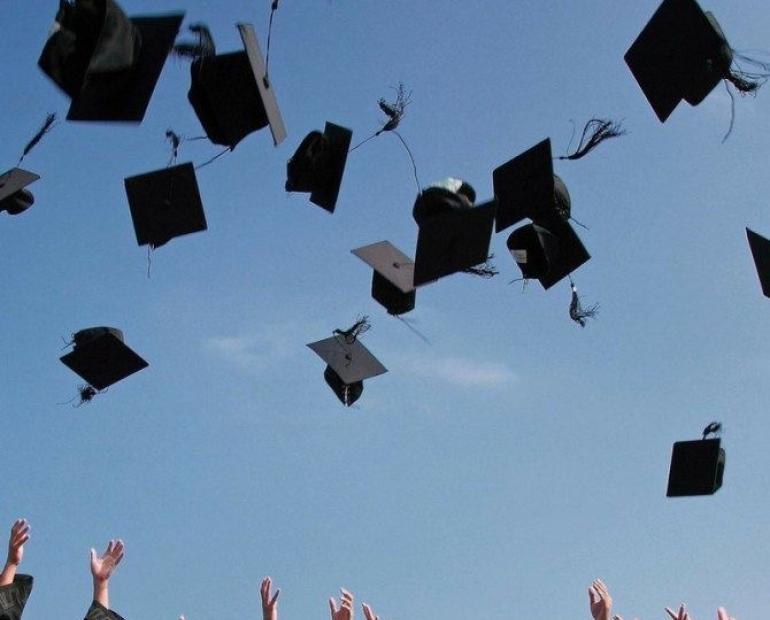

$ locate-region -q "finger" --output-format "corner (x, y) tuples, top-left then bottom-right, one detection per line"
(665, 608), (678, 620)
(329, 598), (338, 616)
(90, 548), (97, 562)
(179, 615), (185, 620)
(113, 540), (125, 556)
(613, 615), (623, 620)
(14, 534), (30, 548)
(588, 587), (598, 605)
(270, 590), (280, 606)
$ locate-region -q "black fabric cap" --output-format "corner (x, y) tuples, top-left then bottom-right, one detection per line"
(0, 169), (40, 214)
(746, 228), (770, 297)
(371, 271), (416, 316)
(85, 602), (127, 620)
(667, 437), (725, 497)
(323, 366), (364, 407)
(624, 0), (732, 122)
(352, 241), (416, 315)
(307, 335), (387, 385)
(493, 139), (558, 232)
(60, 327), (148, 391)
(507, 220), (589, 289)
(39, 1), (183, 123)
(285, 122), (352, 213)
(124, 162), (207, 248)
(189, 24), (285, 148)
(413, 199), (497, 287)
(0, 574), (33, 620)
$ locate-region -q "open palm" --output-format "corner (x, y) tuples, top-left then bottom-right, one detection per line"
(90, 540), (124, 582)
(6, 519), (30, 566)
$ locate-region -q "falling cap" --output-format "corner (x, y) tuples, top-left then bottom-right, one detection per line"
(187, 23), (286, 148)
(507, 219), (590, 289)
(124, 162), (207, 248)
(285, 122), (352, 213)
(667, 436), (725, 497)
(746, 228), (770, 298)
(38, 0), (183, 122)
(60, 327), (148, 391)
(493, 139), (573, 232)
(624, 0), (733, 122)
(352, 241), (416, 315)
(0, 168), (40, 215)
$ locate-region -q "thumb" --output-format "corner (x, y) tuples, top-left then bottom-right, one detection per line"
(90, 548), (97, 562)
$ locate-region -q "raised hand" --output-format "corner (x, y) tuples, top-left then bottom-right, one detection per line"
(588, 579), (613, 620)
(90, 540), (125, 583)
(6, 519), (30, 567)
(665, 604), (692, 620)
(717, 608), (736, 620)
(329, 589), (354, 620)
(362, 603), (379, 620)
(260, 577), (280, 620)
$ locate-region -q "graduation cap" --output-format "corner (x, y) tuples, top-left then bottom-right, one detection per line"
(60, 327), (148, 392)
(0, 574), (33, 620)
(352, 241), (416, 316)
(124, 162), (206, 248)
(186, 23), (286, 148)
(0, 169), (40, 216)
(38, 0), (183, 122)
(625, 0), (735, 122)
(667, 423), (725, 497)
(411, 180), (496, 286)
(507, 219), (590, 289)
(286, 122), (352, 213)
(746, 228), (770, 297)
(307, 324), (387, 407)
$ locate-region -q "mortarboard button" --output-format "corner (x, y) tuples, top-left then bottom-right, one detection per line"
(507, 220), (589, 289)
(307, 334), (387, 406)
(667, 433), (725, 497)
(746, 228), (770, 298)
(187, 24), (286, 148)
(0, 168), (40, 215)
(124, 162), (207, 248)
(352, 241), (416, 316)
(60, 327), (148, 391)
(624, 0), (733, 122)
(286, 122), (352, 213)
(39, 0), (183, 122)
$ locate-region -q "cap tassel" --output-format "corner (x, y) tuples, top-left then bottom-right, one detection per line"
(172, 23), (216, 60)
(394, 315), (431, 345)
(333, 316), (371, 345)
(722, 52), (770, 141)
(702, 421), (722, 439)
(557, 118), (625, 161)
(18, 113), (57, 165)
(569, 279), (599, 327)
(350, 83), (412, 151)
(462, 254), (499, 279)
(165, 129), (182, 166)
(264, 1), (280, 82)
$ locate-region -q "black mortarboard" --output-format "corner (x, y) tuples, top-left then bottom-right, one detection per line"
(493, 139), (574, 233)
(746, 228), (770, 298)
(285, 122), (352, 213)
(352, 241), (416, 316)
(624, 0), (733, 122)
(124, 162), (206, 248)
(0, 169), (40, 215)
(507, 219), (589, 289)
(667, 437), (725, 497)
(60, 327), (148, 391)
(0, 574), (33, 620)
(187, 23), (286, 148)
(307, 334), (387, 406)
(85, 601), (127, 620)
(38, 0), (183, 122)
(413, 198), (497, 287)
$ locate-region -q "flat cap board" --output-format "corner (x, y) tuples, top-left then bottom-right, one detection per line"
(538, 219), (590, 289)
(747, 228), (770, 298)
(413, 199), (497, 287)
(352, 241), (415, 293)
(307, 335), (387, 385)
(68, 13), (184, 122)
(624, 0), (726, 122)
(237, 23), (286, 146)
(0, 168), (40, 202)
(124, 162), (207, 247)
(311, 122), (352, 212)
(493, 139), (555, 232)
(60, 331), (148, 390)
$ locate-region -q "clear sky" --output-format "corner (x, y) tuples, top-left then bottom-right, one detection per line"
(2, 1), (770, 620)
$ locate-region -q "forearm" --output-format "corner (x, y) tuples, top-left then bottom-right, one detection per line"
(93, 579), (109, 609)
(0, 561), (18, 586)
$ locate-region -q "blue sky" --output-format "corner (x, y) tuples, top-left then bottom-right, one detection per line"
(2, 1), (770, 619)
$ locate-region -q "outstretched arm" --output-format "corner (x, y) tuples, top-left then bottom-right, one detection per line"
(588, 579), (613, 620)
(260, 577), (280, 620)
(329, 589), (354, 620)
(90, 540), (125, 609)
(0, 519), (30, 586)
